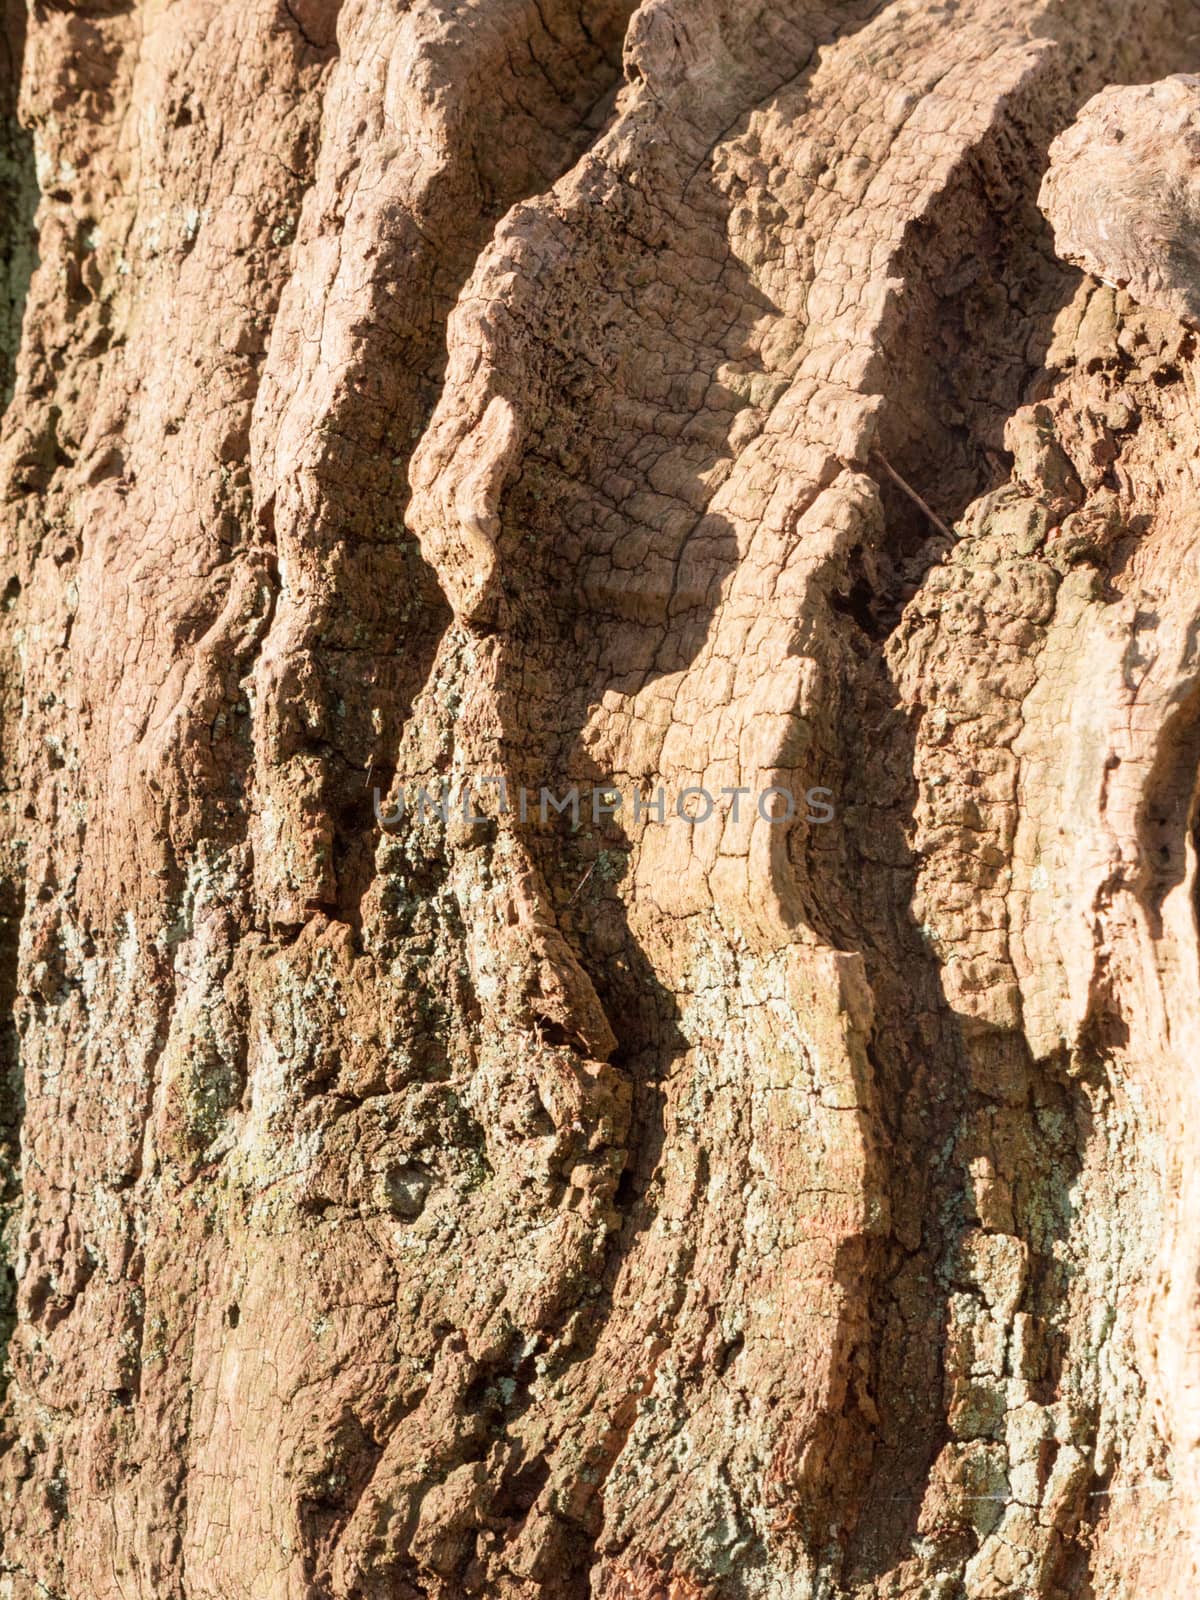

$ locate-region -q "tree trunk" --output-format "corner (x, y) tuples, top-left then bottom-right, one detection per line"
(2, 1), (1199, 1595)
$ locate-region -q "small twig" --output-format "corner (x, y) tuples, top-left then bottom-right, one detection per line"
(872, 451), (956, 540)
(568, 861), (597, 905)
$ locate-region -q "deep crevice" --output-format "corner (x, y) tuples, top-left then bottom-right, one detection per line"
(0, 0), (37, 416)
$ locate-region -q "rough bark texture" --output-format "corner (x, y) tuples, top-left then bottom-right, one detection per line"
(2, 2), (1200, 1597)
(1039, 74), (1200, 329)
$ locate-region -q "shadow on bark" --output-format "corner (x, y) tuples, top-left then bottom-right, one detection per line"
(0, 0), (31, 1406)
(0, 0), (36, 415)
(0, 872), (22, 1395)
(794, 27), (1199, 1588)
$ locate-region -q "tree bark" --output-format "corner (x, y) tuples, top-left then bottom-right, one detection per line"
(2, 2), (1200, 1596)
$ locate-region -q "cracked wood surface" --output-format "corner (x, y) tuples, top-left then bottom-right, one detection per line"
(1, 2), (1200, 1597)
